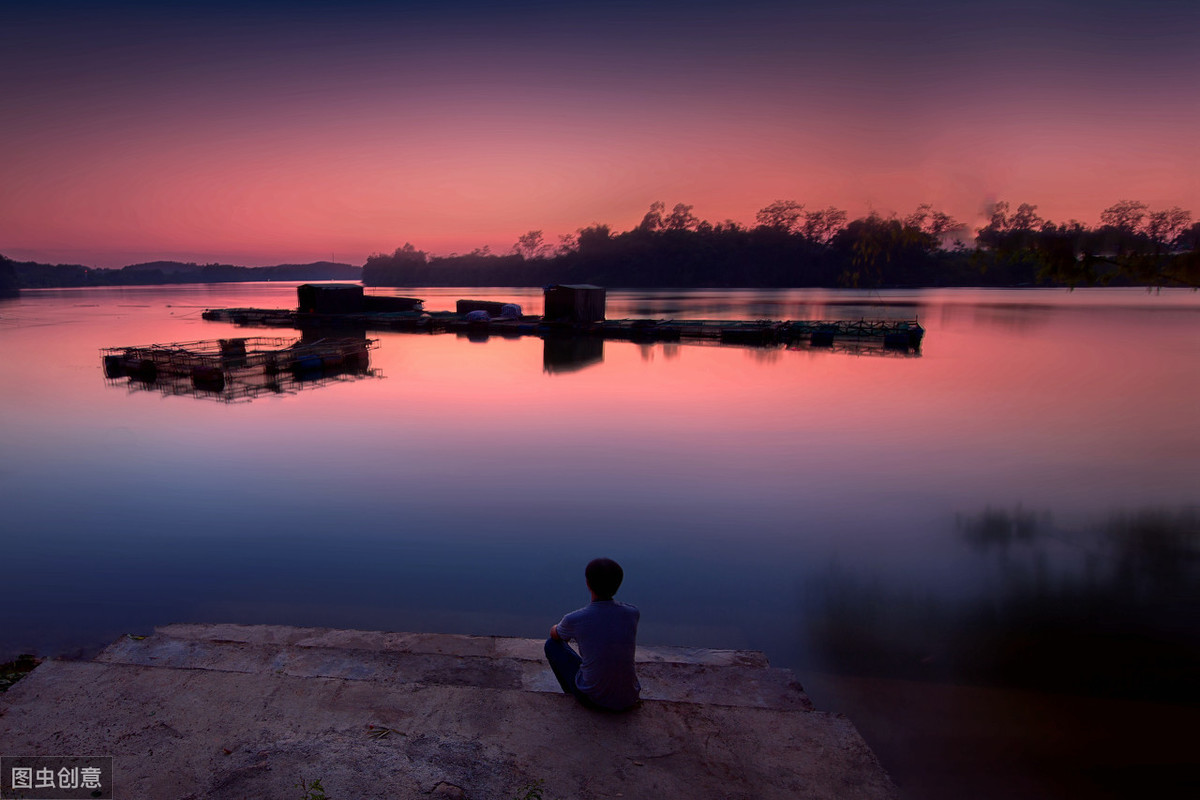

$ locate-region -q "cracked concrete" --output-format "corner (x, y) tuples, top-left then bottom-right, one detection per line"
(0, 624), (896, 799)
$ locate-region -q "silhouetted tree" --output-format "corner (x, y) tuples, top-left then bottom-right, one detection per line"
(1178, 221), (1200, 252)
(833, 213), (933, 287)
(1146, 207), (1192, 250)
(555, 233), (577, 256)
(1100, 200), (1150, 234)
(576, 224), (613, 254)
(801, 206), (848, 245)
(348, 199), (1196, 290)
(395, 243), (427, 263)
(513, 230), (550, 260)
(974, 202), (1061, 285)
(973, 199), (1199, 288)
(637, 201), (666, 232)
(755, 200), (805, 232)
(905, 203), (964, 241)
(362, 243), (429, 286)
(663, 202), (700, 231)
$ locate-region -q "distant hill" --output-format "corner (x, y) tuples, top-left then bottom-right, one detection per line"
(258, 262), (362, 281)
(123, 260), (208, 273)
(0, 256), (362, 289)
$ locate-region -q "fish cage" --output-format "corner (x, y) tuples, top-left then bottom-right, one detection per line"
(101, 336), (380, 402)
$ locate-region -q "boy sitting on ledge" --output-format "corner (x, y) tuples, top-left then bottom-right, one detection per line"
(545, 558), (641, 712)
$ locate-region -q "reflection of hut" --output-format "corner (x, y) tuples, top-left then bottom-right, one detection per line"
(543, 336), (604, 374)
(544, 284), (605, 323)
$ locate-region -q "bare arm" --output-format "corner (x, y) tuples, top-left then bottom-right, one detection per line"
(550, 624), (561, 640)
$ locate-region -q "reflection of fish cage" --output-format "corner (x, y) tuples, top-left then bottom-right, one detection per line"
(101, 336), (381, 402)
(786, 319), (924, 351)
(786, 338), (923, 358)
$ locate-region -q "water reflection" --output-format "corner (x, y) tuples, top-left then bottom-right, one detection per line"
(100, 335), (382, 403)
(543, 336), (604, 374)
(636, 342), (682, 363)
(2, 284), (1197, 800)
(788, 338), (923, 358)
(935, 301), (1056, 333)
(608, 290), (923, 322)
(804, 506), (1200, 703)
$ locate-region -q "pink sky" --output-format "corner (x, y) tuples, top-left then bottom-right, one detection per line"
(3, 1), (1197, 268)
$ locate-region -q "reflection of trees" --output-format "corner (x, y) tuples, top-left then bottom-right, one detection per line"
(804, 507), (1199, 702)
(958, 505), (1046, 552)
(960, 506), (1198, 607)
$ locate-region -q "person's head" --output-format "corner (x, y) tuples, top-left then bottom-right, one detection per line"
(585, 557), (624, 600)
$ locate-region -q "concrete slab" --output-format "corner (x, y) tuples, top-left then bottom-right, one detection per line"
(0, 625), (896, 799)
(153, 623), (773, 667)
(96, 631), (812, 710)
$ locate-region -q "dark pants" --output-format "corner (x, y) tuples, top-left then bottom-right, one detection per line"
(544, 637), (593, 706)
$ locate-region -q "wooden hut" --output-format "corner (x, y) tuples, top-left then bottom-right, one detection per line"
(297, 284), (364, 314)
(544, 284), (606, 323)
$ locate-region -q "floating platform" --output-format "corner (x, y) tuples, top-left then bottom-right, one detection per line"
(200, 308), (925, 354)
(100, 336), (380, 402)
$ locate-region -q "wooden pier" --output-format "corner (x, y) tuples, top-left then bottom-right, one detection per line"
(198, 284), (924, 355)
(200, 308), (925, 353)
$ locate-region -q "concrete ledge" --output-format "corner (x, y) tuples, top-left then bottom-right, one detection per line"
(151, 622), (773, 668)
(0, 625), (896, 799)
(96, 627), (811, 710)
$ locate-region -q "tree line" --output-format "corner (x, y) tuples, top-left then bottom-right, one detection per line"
(363, 199), (1199, 289)
(5, 199), (1196, 293)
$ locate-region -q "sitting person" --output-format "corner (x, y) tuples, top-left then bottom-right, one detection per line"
(545, 557), (641, 712)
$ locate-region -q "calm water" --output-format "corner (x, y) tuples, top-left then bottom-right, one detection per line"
(1, 284), (1197, 798)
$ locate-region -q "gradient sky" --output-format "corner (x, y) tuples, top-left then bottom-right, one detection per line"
(3, 0), (1198, 267)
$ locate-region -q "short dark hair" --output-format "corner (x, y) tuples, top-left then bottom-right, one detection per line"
(585, 558), (624, 600)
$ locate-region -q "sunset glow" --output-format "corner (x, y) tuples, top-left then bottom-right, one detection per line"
(4, 1), (1198, 267)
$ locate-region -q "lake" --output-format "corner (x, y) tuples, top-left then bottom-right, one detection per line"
(1, 284), (1197, 799)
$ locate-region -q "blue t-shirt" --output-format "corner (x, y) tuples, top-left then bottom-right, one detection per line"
(556, 600), (641, 710)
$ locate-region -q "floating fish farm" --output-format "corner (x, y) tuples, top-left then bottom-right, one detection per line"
(101, 336), (379, 402)
(201, 284), (925, 355)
